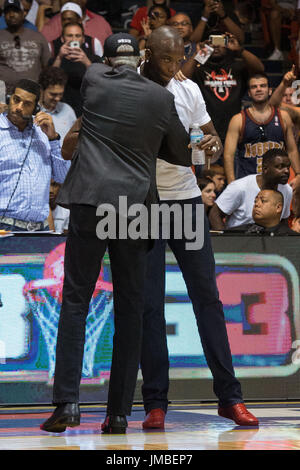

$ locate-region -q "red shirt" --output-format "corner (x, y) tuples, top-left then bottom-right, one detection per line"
(130, 6), (176, 35)
(41, 9), (112, 46)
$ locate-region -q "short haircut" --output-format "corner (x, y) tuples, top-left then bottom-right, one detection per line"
(262, 148), (289, 167)
(62, 21), (84, 36)
(268, 189), (284, 206)
(148, 4), (171, 20)
(247, 72), (270, 88)
(39, 66), (68, 90)
(169, 11), (192, 22)
(13, 79), (41, 102)
(197, 177), (215, 191)
(202, 164), (225, 178)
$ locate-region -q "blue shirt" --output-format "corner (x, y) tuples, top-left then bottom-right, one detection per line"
(0, 113), (70, 222)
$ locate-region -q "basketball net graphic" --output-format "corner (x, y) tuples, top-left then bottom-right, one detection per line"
(23, 243), (114, 380)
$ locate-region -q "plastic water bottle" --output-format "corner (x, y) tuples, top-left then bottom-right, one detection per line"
(190, 124), (205, 165)
(0, 80), (6, 105)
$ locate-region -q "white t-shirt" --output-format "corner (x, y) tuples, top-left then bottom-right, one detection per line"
(157, 78), (211, 200)
(52, 205), (70, 233)
(216, 174), (292, 228)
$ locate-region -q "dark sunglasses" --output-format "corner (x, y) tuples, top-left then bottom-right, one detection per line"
(14, 35), (20, 49)
(259, 125), (266, 141)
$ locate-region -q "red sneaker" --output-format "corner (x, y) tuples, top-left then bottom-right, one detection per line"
(142, 408), (165, 429)
(218, 403), (259, 426)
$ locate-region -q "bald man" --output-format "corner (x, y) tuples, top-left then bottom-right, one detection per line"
(139, 26), (259, 429)
(230, 189), (297, 234)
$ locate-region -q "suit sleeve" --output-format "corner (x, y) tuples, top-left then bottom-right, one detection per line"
(158, 98), (192, 167)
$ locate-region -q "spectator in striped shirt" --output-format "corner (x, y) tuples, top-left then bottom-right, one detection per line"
(0, 78), (70, 232)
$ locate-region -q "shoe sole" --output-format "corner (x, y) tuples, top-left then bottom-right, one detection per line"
(102, 426), (127, 434)
(142, 423), (165, 429)
(218, 411), (258, 426)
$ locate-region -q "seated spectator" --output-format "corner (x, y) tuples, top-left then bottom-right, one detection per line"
(39, 65), (76, 142)
(0, 78), (70, 232)
(49, 2), (103, 57)
(168, 12), (196, 62)
(49, 179), (69, 233)
(0, 0), (38, 29)
(190, 0), (245, 45)
(0, 0), (50, 94)
(266, 0), (297, 60)
(49, 21), (101, 116)
(181, 31), (264, 151)
(228, 189), (298, 234)
(129, 0), (175, 39)
(209, 148), (293, 229)
(41, 0), (112, 46)
(202, 164), (226, 195)
(197, 176), (216, 214)
(291, 215), (300, 232)
(139, 4), (171, 50)
(223, 71), (299, 184)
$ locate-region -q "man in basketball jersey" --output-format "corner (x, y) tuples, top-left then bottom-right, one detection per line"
(223, 72), (300, 186)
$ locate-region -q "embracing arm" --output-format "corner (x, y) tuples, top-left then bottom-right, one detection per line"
(61, 117), (82, 160)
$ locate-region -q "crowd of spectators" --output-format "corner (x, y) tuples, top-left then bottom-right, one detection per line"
(0, 0), (299, 235)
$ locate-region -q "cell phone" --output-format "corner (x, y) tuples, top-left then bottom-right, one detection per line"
(209, 34), (227, 46)
(194, 45), (214, 64)
(69, 41), (80, 48)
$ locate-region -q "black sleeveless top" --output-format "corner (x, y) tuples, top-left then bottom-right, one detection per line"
(236, 106), (285, 178)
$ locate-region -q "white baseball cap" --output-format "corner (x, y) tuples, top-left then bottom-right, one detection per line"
(61, 2), (83, 18)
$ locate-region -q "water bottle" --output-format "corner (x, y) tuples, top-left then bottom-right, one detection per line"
(190, 124), (205, 165)
(0, 80), (6, 106)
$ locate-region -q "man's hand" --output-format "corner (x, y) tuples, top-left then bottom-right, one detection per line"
(34, 111), (58, 140)
(283, 64), (297, 88)
(226, 33), (242, 52)
(174, 70), (187, 82)
(66, 47), (91, 67)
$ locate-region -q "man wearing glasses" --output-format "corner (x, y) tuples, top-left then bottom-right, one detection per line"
(223, 72), (300, 188)
(0, 0), (50, 94)
(168, 13), (196, 62)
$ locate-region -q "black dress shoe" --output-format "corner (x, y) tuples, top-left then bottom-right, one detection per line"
(101, 415), (127, 434)
(40, 403), (80, 433)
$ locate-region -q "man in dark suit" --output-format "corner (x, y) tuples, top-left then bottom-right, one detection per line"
(40, 32), (193, 434)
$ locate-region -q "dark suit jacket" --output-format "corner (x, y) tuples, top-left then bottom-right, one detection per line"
(57, 63), (192, 211)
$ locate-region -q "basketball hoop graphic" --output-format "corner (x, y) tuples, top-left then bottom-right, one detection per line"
(23, 242), (114, 380)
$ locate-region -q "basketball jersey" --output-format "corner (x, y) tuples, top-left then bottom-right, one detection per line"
(236, 106), (285, 178)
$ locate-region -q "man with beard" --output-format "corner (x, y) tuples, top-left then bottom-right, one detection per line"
(0, 0), (50, 94)
(223, 72), (300, 185)
(181, 31), (264, 149)
(138, 26), (259, 429)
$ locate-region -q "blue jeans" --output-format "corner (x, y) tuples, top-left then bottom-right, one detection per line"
(140, 197), (243, 412)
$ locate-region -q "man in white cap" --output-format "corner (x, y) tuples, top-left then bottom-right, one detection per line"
(41, 0), (112, 47)
(49, 2), (103, 58)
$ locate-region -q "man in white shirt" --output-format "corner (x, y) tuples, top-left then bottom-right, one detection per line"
(139, 26), (259, 430)
(39, 65), (76, 143)
(209, 148), (292, 230)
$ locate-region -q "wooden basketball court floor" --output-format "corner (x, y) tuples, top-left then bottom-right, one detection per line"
(0, 402), (300, 451)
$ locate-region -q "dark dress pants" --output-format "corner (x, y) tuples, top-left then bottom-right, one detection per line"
(141, 197), (243, 413)
(53, 204), (149, 415)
